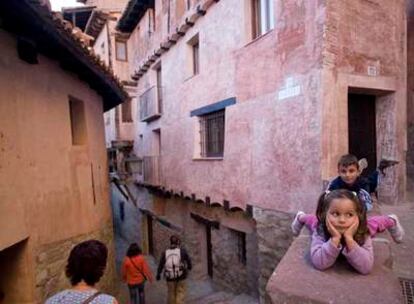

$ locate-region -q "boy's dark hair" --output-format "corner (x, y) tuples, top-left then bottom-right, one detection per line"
(127, 243), (142, 257)
(338, 154), (359, 169)
(65, 239), (108, 286)
(170, 235), (180, 246)
(316, 189), (369, 245)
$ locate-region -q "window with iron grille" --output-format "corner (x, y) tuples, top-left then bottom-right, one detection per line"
(199, 110), (225, 157)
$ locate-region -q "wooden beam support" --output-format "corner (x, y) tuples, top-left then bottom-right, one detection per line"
(190, 213), (219, 229)
(246, 204), (253, 218)
(223, 200), (230, 211)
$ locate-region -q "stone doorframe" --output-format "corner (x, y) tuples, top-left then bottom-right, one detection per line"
(321, 72), (406, 204)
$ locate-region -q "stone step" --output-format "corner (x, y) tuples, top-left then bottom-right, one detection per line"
(187, 290), (258, 304)
(186, 291), (234, 304)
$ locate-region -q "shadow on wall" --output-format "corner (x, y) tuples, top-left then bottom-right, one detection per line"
(110, 181), (141, 272)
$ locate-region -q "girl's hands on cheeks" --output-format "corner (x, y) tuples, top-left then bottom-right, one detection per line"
(343, 217), (359, 250)
(327, 218), (341, 247)
(343, 217), (359, 240)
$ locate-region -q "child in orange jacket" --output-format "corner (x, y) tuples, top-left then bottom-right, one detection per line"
(122, 243), (153, 304)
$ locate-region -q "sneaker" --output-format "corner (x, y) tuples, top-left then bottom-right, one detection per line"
(388, 214), (404, 243)
(291, 211), (305, 236)
(378, 158), (399, 176)
(358, 158), (368, 174)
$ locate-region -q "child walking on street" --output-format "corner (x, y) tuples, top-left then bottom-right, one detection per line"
(122, 243), (153, 304)
(310, 190), (373, 274)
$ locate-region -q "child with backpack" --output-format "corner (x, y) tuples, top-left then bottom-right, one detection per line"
(156, 235), (192, 304)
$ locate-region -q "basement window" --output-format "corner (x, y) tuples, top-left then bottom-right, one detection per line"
(69, 96), (87, 145)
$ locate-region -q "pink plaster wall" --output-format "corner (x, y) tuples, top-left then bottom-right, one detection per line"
(122, 0), (406, 213)
(320, 0), (407, 203)
(132, 0), (325, 213)
(0, 30), (112, 249)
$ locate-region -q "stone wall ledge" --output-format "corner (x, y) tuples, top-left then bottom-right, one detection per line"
(265, 233), (403, 304)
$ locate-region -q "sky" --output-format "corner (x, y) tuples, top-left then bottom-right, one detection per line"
(49, 0), (84, 11)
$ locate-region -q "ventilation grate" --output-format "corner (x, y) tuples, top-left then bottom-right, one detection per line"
(400, 278), (414, 304)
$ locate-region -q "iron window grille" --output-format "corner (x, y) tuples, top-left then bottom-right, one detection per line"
(199, 109), (225, 157)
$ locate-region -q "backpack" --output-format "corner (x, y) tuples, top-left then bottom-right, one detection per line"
(164, 248), (184, 279)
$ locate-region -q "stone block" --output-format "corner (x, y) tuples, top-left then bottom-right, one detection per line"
(266, 235), (403, 304)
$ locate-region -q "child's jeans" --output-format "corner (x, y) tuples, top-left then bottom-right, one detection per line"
(300, 214), (394, 236)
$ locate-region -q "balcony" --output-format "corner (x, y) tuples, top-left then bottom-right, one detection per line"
(139, 85), (163, 122)
(143, 155), (161, 186)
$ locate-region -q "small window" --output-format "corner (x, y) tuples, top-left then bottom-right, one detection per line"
(188, 34), (199, 76)
(122, 99), (132, 123)
(251, 0), (274, 39)
(115, 40), (127, 61)
(192, 42), (199, 75)
(100, 42), (105, 55)
(199, 110), (225, 157)
(156, 66), (163, 113)
(68, 96), (87, 145)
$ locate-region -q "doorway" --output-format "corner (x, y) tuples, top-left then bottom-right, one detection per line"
(348, 93), (377, 175)
(147, 215), (154, 256)
(190, 213), (218, 279)
(0, 239), (32, 303)
(206, 226), (213, 278)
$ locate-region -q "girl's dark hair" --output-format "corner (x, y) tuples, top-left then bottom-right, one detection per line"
(65, 239), (108, 286)
(316, 189), (369, 245)
(126, 243), (142, 257)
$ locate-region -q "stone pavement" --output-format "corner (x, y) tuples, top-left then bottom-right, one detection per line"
(116, 201), (414, 304)
(117, 256), (259, 304)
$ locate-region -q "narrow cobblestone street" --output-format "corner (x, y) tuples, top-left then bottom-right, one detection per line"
(117, 256), (259, 304)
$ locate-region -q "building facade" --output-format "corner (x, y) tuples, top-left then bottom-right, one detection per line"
(97, 0), (408, 300)
(0, 0), (127, 302)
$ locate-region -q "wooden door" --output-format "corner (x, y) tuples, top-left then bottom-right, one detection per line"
(348, 94), (377, 175)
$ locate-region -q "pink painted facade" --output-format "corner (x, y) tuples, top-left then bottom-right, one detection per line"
(98, 0), (409, 299)
(119, 0), (407, 212)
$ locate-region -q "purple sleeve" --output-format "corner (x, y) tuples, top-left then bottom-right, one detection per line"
(342, 236), (374, 275)
(310, 231), (341, 270)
